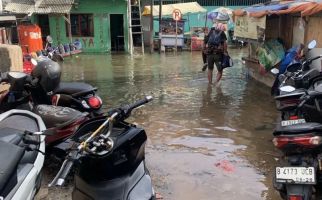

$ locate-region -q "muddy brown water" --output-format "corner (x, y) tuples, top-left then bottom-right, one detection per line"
(43, 49), (282, 200)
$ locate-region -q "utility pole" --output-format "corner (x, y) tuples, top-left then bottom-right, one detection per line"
(150, 0), (154, 53)
(0, 0), (3, 13)
(158, 0), (162, 53)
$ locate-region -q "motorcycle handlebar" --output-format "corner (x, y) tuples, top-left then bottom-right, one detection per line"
(56, 159), (74, 186)
(108, 96), (153, 121)
(122, 96), (153, 114)
(49, 151), (77, 187)
(304, 55), (322, 67)
(298, 90), (322, 108)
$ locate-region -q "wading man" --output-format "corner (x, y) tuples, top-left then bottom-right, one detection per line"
(206, 23), (228, 84)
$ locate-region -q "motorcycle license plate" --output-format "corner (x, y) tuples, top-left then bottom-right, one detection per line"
(275, 167), (315, 184)
(281, 119), (306, 126)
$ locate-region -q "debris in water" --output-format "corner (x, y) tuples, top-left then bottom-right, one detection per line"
(156, 193), (163, 199)
(215, 160), (235, 173)
(215, 126), (237, 132)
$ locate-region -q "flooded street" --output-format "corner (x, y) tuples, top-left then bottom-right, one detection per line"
(52, 49), (281, 200)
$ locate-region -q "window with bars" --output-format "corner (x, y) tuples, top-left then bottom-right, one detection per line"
(154, 0), (269, 6)
(66, 14), (94, 37)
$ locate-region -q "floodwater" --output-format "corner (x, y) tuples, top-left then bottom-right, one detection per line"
(48, 49), (282, 200)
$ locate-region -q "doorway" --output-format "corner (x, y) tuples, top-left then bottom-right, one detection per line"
(110, 14), (124, 51)
(37, 14), (50, 45)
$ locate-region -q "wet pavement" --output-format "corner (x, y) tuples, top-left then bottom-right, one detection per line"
(43, 49), (282, 199)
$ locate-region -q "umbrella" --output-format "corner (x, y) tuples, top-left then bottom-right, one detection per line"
(207, 7), (233, 22)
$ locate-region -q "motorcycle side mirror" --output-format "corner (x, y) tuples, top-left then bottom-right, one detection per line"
(308, 40), (317, 50)
(270, 68), (279, 75)
(280, 85), (296, 93)
(31, 58), (38, 66)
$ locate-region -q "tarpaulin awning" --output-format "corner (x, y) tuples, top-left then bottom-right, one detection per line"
(233, 1), (322, 18)
(273, 2), (315, 15)
(5, 0), (74, 14)
(142, 2), (206, 16)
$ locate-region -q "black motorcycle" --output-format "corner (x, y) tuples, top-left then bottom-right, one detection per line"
(273, 55), (322, 122)
(273, 91), (322, 200)
(49, 96), (155, 200)
(0, 59), (102, 116)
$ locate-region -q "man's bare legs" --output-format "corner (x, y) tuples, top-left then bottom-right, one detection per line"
(215, 70), (223, 83)
(208, 69), (213, 84)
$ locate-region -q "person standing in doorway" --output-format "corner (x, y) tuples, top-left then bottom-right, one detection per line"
(206, 23), (228, 84)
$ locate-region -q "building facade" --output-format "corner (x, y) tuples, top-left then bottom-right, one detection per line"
(5, 0), (131, 53)
(32, 0), (129, 53)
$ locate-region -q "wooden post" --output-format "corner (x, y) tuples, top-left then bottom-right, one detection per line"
(67, 14), (73, 45)
(158, 0), (162, 53)
(175, 20), (177, 52)
(128, 0), (133, 55)
(150, 0), (154, 53)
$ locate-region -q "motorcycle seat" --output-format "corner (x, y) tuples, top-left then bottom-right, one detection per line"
(0, 115), (40, 164)
(274, 122), (322, 136)
(55, 82), (96, 97)
(0, 140), (24, 196)
(275, 88), (306, 100)
(33, 105), (87, 128)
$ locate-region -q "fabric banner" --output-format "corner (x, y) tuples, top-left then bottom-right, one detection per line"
(234, 15), (266, 40)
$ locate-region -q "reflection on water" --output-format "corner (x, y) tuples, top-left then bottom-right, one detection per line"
(61, 49), (280, 200)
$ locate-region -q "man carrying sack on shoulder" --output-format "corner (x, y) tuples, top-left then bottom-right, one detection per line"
(206, 23), (229, 85)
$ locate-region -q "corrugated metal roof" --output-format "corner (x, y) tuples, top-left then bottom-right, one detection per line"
(4, 0), (74, 14)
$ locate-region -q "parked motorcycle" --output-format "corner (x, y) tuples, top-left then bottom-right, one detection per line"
(49, 96), (155, 200)
(271, 40), (319, 96)
(273, 89), (322, 200)
(273, 54), (322, 122)
(0, 59), (103, 116)
(0, 71), (92, 146)
(0, 109), (48, 200)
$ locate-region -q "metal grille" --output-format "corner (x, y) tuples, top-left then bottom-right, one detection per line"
(154, 0), (270, 6)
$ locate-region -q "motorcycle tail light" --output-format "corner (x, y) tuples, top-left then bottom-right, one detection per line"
(288, 195), (303, 200)
(87, 96), (102, 109)
(289, 115), (299, 120)
(273, 135), (322, 149)
(51, 94), (59, 106)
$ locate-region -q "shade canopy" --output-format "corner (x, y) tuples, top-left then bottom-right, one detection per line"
(142, 2), (206, 16)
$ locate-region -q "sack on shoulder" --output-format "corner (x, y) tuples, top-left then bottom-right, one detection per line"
(222, 54), (233, 69)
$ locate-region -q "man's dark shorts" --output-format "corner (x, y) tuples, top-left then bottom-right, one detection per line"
(207, 53), (223, 72)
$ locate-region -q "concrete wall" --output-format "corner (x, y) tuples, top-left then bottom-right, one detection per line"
(37, 0), (129, 53)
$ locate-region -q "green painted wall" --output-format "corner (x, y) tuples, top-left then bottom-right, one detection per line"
(47, 0), (129, 53)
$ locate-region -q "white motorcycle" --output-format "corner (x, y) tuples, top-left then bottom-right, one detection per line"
(0, 109), (48, 200)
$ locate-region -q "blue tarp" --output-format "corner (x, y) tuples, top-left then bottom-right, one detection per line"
(244, 4), (289, 13)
